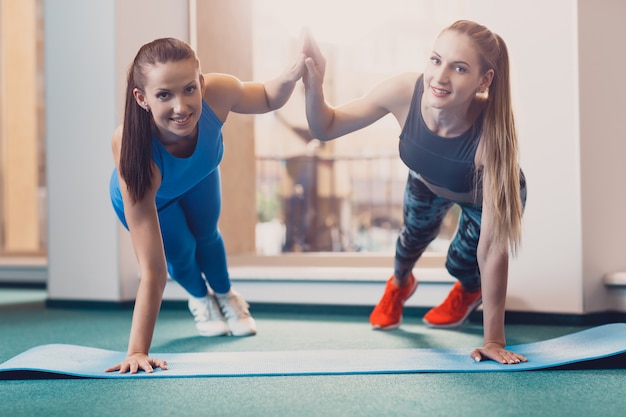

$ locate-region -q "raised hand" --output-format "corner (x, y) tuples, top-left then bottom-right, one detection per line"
(301, 27), (326, 90)
(282, 31), (307, 83)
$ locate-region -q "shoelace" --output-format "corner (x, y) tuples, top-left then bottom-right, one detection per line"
(377, 287), (405, 316)
(190, 304), (210, 322)
(447, 289), (465, 311)
(446, 287), (479, 312)
(219, 294), (251, 320)
(190, 298), (222, 322)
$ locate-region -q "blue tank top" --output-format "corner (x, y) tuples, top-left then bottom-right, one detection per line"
(399, 75), (482, 194)
(110, 100), (224, 214)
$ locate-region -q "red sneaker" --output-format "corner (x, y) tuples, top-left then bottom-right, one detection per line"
(369, 274), (418, 330)
(423, 281), (482, 328)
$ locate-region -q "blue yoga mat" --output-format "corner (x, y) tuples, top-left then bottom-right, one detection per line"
(1, 323), (625, 379)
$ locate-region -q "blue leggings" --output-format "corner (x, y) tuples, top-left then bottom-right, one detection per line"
(114, 169), (230, 297)
(158, 169), (230, 297)
(394, 170), (527, 291)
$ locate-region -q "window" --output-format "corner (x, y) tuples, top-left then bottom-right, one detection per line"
(251, 0), (465, 259)
(0, 0), (46, 259)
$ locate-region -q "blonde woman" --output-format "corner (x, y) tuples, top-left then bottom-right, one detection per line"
(302, 21), (527, 364)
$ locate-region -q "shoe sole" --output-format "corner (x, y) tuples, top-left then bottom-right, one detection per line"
(372, 322), (401, 330)
(371, 277), (419, 330)
(196, 322), (231, 337)
(197, 330), (231, 337)
(230, 329), (257, 337)
(422, 296), (483, 328)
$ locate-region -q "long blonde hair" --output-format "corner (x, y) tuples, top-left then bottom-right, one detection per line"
(446, 20), (523, 255)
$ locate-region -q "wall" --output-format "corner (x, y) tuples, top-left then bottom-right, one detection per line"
(470, 0), (626, 314)
(578, 0), (626, 312)
(45, 0), (120, 301)
(45, 0), (188, 301)
(194, 0), (257, 255)
(466, 0), (626, 314)
(44, 0), (626, 314)
(460, 0), (584, 313)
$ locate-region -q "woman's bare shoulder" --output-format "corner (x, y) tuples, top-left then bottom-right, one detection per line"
(202, 73), (243, 120)
(202, 73), (242, 95)
(370, 72), (420, 120)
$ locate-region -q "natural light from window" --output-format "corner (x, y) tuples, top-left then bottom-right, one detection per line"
(252, 0), (466, 256)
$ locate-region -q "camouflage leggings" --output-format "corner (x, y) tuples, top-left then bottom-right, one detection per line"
(394, 170), (527, 291)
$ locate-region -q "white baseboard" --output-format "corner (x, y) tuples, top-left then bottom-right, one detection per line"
(604, 272), (626, 311)
(163, 266), (455, 308)
(0, 259), (46, 283)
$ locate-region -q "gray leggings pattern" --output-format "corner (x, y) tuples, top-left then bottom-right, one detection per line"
(394, 170), (527, 292)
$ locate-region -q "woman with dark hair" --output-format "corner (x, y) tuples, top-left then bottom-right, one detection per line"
(107, 37), (305, 374)
(302, 21), (527, 364)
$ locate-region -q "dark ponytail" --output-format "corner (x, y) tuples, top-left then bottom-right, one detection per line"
(119, 67), (153, 202)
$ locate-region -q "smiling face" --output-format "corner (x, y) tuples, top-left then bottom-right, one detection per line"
(133, 58), (204, 144)
(422, 30), (494, 113)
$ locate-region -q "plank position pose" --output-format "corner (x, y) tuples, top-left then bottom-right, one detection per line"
(107, 37), (305, 373)
(302, 21), (527, 364)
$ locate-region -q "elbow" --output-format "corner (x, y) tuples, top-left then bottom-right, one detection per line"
(264, 96), (280, 113)
(265, 80), (297, 112)
(308, 115), (339, 142)
(266, 95), (284, 112)
(310, 130), (336, 142)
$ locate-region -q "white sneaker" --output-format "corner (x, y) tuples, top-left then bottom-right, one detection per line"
(215, 290), (257, 336)
(188, 294), (230, 337)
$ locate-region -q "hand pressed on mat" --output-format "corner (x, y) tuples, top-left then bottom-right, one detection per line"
(471, 342), (528, 365)
(105, 353), (168, 374)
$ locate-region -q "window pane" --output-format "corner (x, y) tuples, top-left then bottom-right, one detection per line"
(253, 0), (464, 255)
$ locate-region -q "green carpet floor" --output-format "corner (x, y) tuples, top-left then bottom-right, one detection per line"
(1, 288), (625, 417)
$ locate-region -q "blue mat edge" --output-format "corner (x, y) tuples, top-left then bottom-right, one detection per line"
(1, 323), (625, 379)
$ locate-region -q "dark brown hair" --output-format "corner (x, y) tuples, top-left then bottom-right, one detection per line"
(119, 38), (199, 202)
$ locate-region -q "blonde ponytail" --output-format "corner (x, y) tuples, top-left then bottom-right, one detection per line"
(447, 21), (523, 254)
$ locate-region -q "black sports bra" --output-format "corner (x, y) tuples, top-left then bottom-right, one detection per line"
(399, 75), (482, 194)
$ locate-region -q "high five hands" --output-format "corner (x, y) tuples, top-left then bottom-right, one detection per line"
(301, 28), (326, 91)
